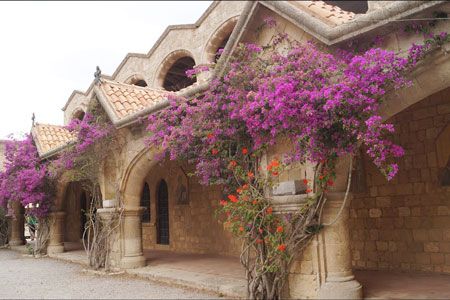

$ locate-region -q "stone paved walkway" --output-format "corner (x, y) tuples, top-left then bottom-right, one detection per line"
(0, 249), (218, 299)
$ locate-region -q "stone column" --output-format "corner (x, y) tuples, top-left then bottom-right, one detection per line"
(8, 201), (24, 246)
(47, 211), (66, 254)
(317, 156), (362, 299)
(120, 206), (146, 269)
(98, 206), (121, 268)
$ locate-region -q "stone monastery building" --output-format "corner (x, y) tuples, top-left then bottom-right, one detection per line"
(6, 1), (450, 299)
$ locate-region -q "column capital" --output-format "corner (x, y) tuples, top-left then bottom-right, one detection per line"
(123, 206), (146, 217)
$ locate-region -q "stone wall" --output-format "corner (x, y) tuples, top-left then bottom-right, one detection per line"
(141, 160), (241, 257)
(350, 86), (450, 273)
(0, 140), (6, 171)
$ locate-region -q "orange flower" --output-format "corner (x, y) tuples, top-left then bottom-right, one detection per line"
(207, 134), (214, 139)
(324, 189), (327, 193)
(272, 171), (278, 176)
(272, 161), (280, 167)
(247, 172), (253, 178)
(257, 239), (263, 243)
(323, 169), (327, 175)
(258, 229), (263, 233)
(306, 189), (311, 194)
(267, 165), (273, 170)
(321, 159), (325, 164)
(252, 200), (258, 205)
(278, 244), (286, 251)
(242, 148), (248, 154)
(228, 194), (238, 202)
(239, 227), (244, 231)
(234, 217), (238, 220)
(236, 188), (242, 193)
(243, 198), (248, 201)
(227, 222), (232, 226)
(319, 175), (323, 179)
(275, 157), (279, 161)
(220, 200), (228, 206)
(242, 184), (248, 190)
(267, 208), (272, 214)
(226, 212), (230, 216)
(327, 180), (333, 186)
(277, 226), (283, 232)
(230, 161), (236, 166)
(212, 149), (218, 155)
(303, 179), (308, 185)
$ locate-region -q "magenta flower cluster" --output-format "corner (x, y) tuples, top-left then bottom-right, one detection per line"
(146, 31), (437, 185)
(51, 100), (114, 177)
(0, 135), (51, 218)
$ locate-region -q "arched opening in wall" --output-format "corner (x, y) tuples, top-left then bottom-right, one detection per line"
(163, 57), (196, 91)
(63, 182), (90, 252)
(125, 75), (148, 87)
(350, 86), (450, 299)
(157, 179), (169, 245)
(323, 1), (368, 14)
(141, 182), (151, 223)
(204, 16), (238, 63)
(133, 80), (148, 87)
(72, 110), (85, 123)
(214, 35), (230, 63)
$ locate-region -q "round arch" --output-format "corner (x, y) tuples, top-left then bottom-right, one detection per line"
(120, 147), (162, 208)
(153, 49), (196, 89)
(124, 74), (148, 87)
(378, 52), (450, 123)
(69, 109), (86, 123)
(203, 16), (239, 63)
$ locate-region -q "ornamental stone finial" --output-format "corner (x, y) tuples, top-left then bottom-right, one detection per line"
(94, 66), (103, 85)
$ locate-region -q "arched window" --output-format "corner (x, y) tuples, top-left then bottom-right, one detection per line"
(133, 79), (148, 87)
(72, 110), (85, 123)
(323, 1), (368, 14)
(163, 56), (196, 92)
(157, 180), (169, 245)
(215, 35), (230, 63)
(140, 182), (151, 223)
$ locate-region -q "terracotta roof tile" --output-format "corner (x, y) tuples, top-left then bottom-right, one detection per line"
(31, 123), (76, 157)
(289, 1), (356, 27)
(98, 79), (174, 119)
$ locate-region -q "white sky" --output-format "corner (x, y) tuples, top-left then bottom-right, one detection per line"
(0, 1), (213, 139)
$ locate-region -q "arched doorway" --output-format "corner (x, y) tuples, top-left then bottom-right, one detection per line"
(157, 180), (169, 245)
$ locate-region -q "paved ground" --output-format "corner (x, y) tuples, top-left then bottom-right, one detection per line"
(355, 269), (450, 299)
(0, 249), (218, 299)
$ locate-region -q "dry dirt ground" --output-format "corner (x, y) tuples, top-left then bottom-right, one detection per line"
(0, 249), (219, 299)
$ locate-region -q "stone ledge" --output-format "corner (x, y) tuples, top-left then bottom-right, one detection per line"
(271, 194), (308, 213)
(127, 266), (246, 299)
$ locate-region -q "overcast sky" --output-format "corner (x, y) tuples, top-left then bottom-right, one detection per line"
(0, 1), (213, 139)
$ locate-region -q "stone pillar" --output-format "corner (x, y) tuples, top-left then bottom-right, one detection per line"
(318, 156), (362, 299)
(8, 201), (24, 246)
(120, 207), (146, 269)
(98, 206), (121, 268)
(47, 211), (66, 254)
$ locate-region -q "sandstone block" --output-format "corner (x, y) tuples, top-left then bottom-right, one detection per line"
(424, 242), (439, 253)
(369, 208), (382, 218)
(398, 207), (411, 216)
(272, 180), (307, 195)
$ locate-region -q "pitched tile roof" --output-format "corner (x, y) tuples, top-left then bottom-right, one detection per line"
(31, 123), (76, 157)
(97, 79), (174, 120)
(289, 1), (356, 27)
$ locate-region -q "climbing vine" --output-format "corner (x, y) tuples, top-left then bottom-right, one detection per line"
(51, 99), (121, 271)
(146, 17), (449, 299)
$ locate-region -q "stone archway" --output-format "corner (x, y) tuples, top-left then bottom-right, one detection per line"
(118, 146), (161, 268)
(349, 86), (450, 299)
